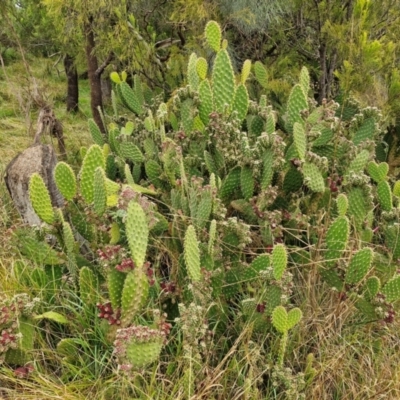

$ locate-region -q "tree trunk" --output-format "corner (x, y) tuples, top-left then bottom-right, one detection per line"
(64, 54), (79, 113)
(84, 19), (105, 133)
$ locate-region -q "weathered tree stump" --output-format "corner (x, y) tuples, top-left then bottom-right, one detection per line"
(4, 107), (64, 226)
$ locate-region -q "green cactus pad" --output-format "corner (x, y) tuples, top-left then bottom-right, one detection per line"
(232, 84), (249, 122)
(347, 149), (370, 175)
(241, 59), (252, 84)
(79, 267), (98, 306)
(242, 254), (270, 281)
(385, 225), (400, 260)
(133, 75), (144, 110)
(377, 181), (393, 211)
(283, 166), (303, 193)
(293, 122), (307, 161)
(196, 190), (213, 230)
(220, 167), (241, 202)
(393, 181), (400, 197)
(299, 66), (310, 96)
(110, 72), (121, 84)
(119, 81), (143, 115)
(125, 334), (163, 369)
(187, 53), (199, 91)
(272, 243), (287, 280)
(262, 285), (282, 315)
(205, 20), (221, 52)
(198, 79), (213, 125)
(109, 222), (120, 245)
(240, 166), (254, 200)
(212, 49), (235, 113)
(364, 276), (380, 301)
(336, 194), (349, 216)
(286, 84), (307, 132)
(181, 98), (194, 134)
(121, 267), (149, 326)
(302, 162), (325, 193)
(204, 150), (218, 174)
(126, 201), (148, 268)
(80, 144), (105, 204)
(184, 225), (201, 282)
(347, 187), (371, 229)
(345, 248), (374, 285)
(325, 216), (350, 266)
(250, 115), (264, 136)
(319, 268), (344, 291)
(353, 117), (376, 145)
(29, 173), (55, 224)
(62, 221), (75, 256)
(119, 142), (144, 163)
(261, 149), (274, 190)
(208, 219), (217, 255)
(108, 268), (126, 310)
(88, 118), (104, 146)
(54, 162), (77, 201)
(196, 57), (208, 80)
(367, 161), (388, 183)
(272, 306), (288, 333)
(381, 276), (400, 302)
(287, 307), (303, 330)
(254, 61), (268, 89)
(312, 128), (334, 147)
(93, 167), (107, 216)
(124, 164), (134, 185)
(266, 114), (275, 134)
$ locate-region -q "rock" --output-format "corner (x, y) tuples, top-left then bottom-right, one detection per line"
(4, 144), (64, 226)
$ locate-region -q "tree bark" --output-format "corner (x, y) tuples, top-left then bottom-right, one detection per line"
(84, 19), (105, 133)
(64, 54), (79, 113)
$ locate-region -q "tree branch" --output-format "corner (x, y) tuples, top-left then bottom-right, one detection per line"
(95, 52), (114, 77)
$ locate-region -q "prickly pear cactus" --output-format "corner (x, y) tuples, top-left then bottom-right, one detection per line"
(54, 162), (77, 201)
(184, 225), (201, 282)
(29, 173), (55, 224)
(79, 145), (105, 204)
(125, 201), (149, 268)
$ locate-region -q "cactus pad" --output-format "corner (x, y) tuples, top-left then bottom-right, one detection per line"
(126, 201), (149, 268)
(240, 166), (254, 200)
(88, 119), (104, 146)
(381, 276), (400, 302)
(93, 167), (107, 216)
(80, 145), (105, 204)
(302, 162), (325, 192)
(293, 122), (307, 161)
(29, 173), (55, 224)
(254, 61), (268, 89)
(196, 57), (208, 80)
(54, 162), (77, 201)
(336, 194), (349, 216)
(184, 225), (201, 282)
(367, 161), (388, 183)
(286, 84), (307, 131)
(364, 276), (380, 301)
(232, 84), (249, 122)
(205, 20), (221, 52)
(212, 49), (235, 113)
(272, 243), (287, 280)
(108, 268), (126, 310)
(377, 181), (393, 211)
(325, 216), (350, 266)
(241, 59), (252, 84)
(121, 267), (149, 326)
(345, 247), (374, 285)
